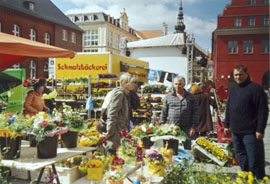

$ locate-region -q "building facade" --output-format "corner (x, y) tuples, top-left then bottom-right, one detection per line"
(0, 0), (83, 79)
(212, 0), (269, 89)
(67, 9), (139, 55)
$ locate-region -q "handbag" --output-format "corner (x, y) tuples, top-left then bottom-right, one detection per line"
(96, 107), (108, 133)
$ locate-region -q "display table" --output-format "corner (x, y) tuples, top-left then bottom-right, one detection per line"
(1, 145), (96, 184)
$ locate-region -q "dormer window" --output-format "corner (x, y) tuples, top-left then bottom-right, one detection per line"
(29, 2), (34, 10)
(23, 0), (35, 10)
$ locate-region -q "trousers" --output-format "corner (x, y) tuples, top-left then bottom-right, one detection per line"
(232, 133), (265, 179)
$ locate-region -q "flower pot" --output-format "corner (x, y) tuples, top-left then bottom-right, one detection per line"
(87, 167), (103, 180)
(147, 163), (165, 176)
(106, 179), (124, 184)
(0, 136), (22, 160)
(61, 131), (78, 148)
(37, 135), (58, 159)
(163, 139), (179, 155)
(29, 134), (37, 147)
(142, 137), (154, 149)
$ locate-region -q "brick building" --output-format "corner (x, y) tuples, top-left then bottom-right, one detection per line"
(212, 0), (269, 89)
(0, 0), (83, 78)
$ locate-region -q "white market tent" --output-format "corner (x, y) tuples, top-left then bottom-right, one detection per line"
(127, 33), (207, 86)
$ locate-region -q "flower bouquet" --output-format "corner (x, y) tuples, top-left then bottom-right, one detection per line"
(145, 148), (166, 176)
(86, 159), (103, 180)
(23, 78), (39, 87)
(117, 131), (140, 166)
(104, 170), (125, 184)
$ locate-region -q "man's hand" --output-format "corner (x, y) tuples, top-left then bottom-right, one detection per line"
(189, 128), (196, 137)
(224, 128), (230, 135)
(256, 132), (264, 140)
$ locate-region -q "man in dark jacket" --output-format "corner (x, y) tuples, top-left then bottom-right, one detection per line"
(224, 65), (268, 179)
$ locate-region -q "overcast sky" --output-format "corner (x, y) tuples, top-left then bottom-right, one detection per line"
(51, 0), (231, 52)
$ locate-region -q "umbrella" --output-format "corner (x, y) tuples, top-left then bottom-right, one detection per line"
(0, 32), (75, 71)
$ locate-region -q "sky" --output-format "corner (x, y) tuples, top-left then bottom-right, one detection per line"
(51, 0), (231, 52)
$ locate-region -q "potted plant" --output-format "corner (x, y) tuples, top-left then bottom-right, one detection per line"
(0, 113), (31, 159)
(130, 123), (155, 149)
(30, 112), (68, 158)
(86, 159), (103, 180)
(104, 170), (125, 184)
(145, 148), (166, 176)
(53, 104), (87, 148)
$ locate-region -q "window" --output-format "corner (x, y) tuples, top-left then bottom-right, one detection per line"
(107, 31), (112, 47)
(262, 15), (269, 26)
(44, 32), (50, 44)
(262, 40), (269, 53)
(29, 60), (36, 78)
(71, 32), (76, 43)
(83, 30), (98, 46)
(114, 34), (119, 49)
(247, 16), (255, 26)
(234, 17), (242, 27)
(228, 41), (238, 54)
(12, 24), (20, 36)
(62, 29), (67, 41)
(44, 61), (48, 72)
(262, 0), (269, 4)
(29, 28), (36, 41)
(243, 40), (253, 54)
(248, 0), (255, 5)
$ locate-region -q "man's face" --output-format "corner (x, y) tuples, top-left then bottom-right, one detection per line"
(173, 79), (185, 91)
(233, 69), (248, 84)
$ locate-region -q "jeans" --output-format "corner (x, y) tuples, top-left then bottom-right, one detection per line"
(232, 133), (265, 179)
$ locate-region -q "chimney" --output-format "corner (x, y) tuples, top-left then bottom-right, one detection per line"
(163, 22), (168, 36)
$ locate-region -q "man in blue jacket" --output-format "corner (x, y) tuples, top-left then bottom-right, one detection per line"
(224, 65), (268, 179)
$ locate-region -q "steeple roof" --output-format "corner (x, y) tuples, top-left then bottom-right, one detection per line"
(175, 0), (186, 33)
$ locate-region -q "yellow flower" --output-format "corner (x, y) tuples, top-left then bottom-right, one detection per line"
(263, 176), (269, 183)
(236, 177), (243, 184)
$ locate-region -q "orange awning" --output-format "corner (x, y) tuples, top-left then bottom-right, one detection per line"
(0, 32), (75, 71)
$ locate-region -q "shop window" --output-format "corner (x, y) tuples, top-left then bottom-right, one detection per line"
(228, 41), (238, 54)
(83, 30), (98, 46)
(12, 24), (20, 36)
(247, 16), (255, 26)
(71, 32), (76, 43)
(262, 40), (269, 53)
(243, 40), (253, 54)
(44, 32), (50, 44)
(29, 28), (36, 41)
(62, 29), (67, 41)
(262, 15), (269, 26)
(29, 60), (36, 78)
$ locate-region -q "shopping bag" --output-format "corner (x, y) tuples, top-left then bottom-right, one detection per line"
(216, 116), (232, 143)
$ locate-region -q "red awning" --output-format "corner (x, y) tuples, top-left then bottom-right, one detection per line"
(0, 32), (75, 71)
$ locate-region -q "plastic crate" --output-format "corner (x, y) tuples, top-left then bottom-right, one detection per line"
(192, 144), (227, 166)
